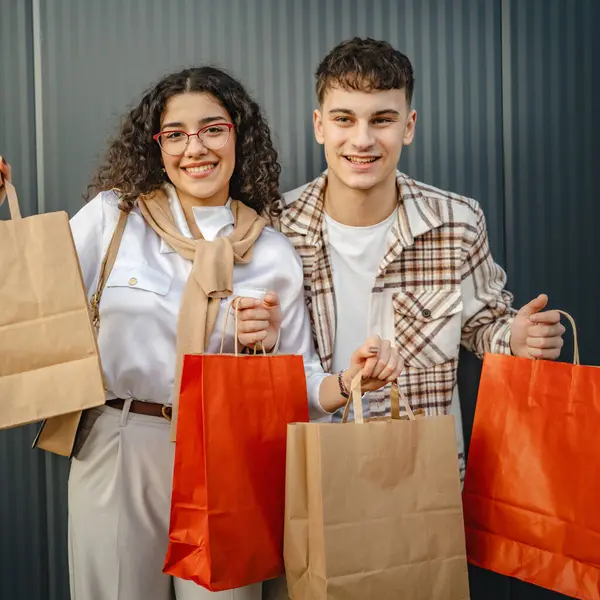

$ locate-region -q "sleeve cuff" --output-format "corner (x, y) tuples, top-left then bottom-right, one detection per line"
(306, 372), (337, 422)
(490, 317), (515, 355)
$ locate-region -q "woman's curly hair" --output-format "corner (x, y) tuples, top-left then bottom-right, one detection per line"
(87, 66), (282, 219)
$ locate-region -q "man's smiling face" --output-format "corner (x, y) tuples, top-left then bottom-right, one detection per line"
(313, 87), (416, 192)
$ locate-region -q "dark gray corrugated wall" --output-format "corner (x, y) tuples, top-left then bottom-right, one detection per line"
(37, 0), (506, 263)
(1, 1), (597, 599)
(502, 0), (600, 368)
(0, 0), (36, 217)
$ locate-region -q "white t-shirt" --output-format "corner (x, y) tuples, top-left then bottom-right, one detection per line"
(324, 209), (398, 375)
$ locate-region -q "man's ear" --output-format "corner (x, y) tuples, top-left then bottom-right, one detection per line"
(313, 108), (325, 145)
(403, 109), (417, 146)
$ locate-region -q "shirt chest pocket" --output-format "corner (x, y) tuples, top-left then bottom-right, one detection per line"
(106, 263), (171, 296)
(392, 288), (463, 369)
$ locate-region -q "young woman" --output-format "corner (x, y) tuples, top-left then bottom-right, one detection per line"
(0, 66), (402, 600)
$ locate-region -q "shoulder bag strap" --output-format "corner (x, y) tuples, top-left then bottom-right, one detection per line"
(90, 208), (128, 329)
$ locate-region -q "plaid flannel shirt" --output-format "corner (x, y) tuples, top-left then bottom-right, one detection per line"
(278, 171), (517, 475)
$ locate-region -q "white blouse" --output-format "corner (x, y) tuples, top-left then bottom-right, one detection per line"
(70, 185), (329, 419)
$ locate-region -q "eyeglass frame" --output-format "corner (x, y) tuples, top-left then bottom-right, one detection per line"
(152, 122), (234, 156)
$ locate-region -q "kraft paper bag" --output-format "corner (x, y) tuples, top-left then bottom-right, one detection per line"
(284, 377), (470, 600)
(0, 179), (105, 438)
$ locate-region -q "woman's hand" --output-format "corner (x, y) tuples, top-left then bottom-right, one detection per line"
(0, 156), (12, 204)
(235, 291), (282, 352)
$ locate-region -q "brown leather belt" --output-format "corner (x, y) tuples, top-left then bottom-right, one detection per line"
(105, 398), (172, 420)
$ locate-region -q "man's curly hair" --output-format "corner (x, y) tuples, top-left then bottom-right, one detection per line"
(315, 38), (415, 106)
(87, 66), (282, 219)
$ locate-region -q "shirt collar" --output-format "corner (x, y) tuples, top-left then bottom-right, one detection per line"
(159, 184), (235, 253)
(279, 170), (443, 248)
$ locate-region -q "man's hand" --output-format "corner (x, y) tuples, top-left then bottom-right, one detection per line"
(235, 292), (282, 352)
(510, 294), (565, 360)
(342, 335), (404, 393)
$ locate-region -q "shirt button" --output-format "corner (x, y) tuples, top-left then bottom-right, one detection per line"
(128, 277), (138, 286)
(421, 308), (432, 318)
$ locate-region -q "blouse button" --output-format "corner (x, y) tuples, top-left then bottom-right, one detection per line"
(128, 277), (138, 286)
(421, 308), (432, 318)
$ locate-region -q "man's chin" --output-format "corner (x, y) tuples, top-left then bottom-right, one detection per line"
(327, 162), (395, 192)
(337, 172), (382, 191)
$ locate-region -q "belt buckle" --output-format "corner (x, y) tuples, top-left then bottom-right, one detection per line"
(161, 405), (172, 421)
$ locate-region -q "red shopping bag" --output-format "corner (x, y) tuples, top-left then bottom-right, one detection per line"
(164, 342), (309, 591)
(463, 312), (600, 599)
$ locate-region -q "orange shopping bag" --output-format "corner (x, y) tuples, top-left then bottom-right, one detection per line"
(163, 305), (309, 592)
(463, 312), (600, 599)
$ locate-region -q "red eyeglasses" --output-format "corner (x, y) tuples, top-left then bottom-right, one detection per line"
(153, 122), (234, 156)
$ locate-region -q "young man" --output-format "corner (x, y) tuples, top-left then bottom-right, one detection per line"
(279, 37), (565, 471)
(265, 36), (565, 600)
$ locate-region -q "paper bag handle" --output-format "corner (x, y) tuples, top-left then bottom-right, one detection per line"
(390, 382), (416, 420)
(221, 296), (242, 355)
(0, 178), (22, 220)
(556, 310), (579, 365)
(342, 374), (416, 424)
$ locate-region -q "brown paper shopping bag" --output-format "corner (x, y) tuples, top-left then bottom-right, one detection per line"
(34, 201), (128, 457)
(284, 376), (470, 600)
(0, 179), (105, 439)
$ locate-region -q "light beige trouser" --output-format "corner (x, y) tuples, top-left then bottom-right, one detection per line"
(68, 403), (262, 600)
